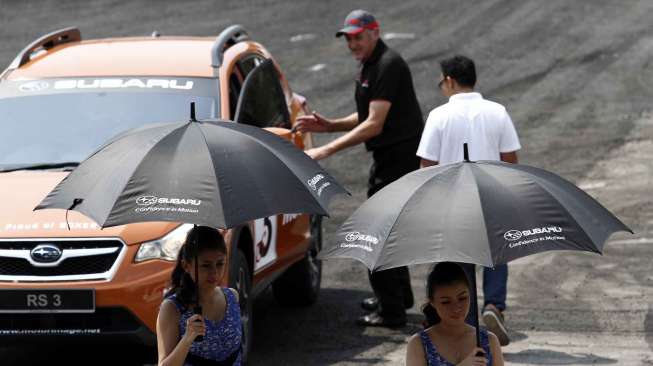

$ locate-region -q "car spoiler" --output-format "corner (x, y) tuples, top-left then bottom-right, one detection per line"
(0, 27), (81, 80)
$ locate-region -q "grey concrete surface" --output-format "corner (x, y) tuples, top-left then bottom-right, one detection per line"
(1, 0), (652, 365)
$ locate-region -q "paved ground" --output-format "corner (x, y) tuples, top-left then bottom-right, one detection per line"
(1, 0), (652, 365)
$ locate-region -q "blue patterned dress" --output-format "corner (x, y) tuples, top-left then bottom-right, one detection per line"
(419, 329), (492, 366)
(170, 288), (242, 366)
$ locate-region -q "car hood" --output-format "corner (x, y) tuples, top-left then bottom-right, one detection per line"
(0, 171), (179, 244)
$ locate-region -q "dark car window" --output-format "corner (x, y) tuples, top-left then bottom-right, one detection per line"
(238, 55), (262, 76)
(234, 59), (290, 129)
(229, 73), (242, 120)
(0, 80), (218, 168)
(228, 55), (263, 120)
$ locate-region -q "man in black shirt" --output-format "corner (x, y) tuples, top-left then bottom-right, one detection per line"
(295, 9), (423, 327)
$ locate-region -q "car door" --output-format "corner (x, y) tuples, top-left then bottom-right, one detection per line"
(233, 57), (309, 275)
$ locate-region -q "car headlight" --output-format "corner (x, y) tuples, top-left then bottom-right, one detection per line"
(135, 224), (194, 262)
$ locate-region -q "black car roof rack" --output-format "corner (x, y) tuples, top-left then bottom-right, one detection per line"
(6, 27), (81, 71)
(211, 25), (250, 69)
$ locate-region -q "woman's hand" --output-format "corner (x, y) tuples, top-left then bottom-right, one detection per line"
(457, 347), (487, 366)
(182, 314), (206, 345)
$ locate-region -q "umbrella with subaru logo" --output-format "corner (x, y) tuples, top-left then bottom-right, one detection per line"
(34, 103), (348, 348)
(319, 144), (631, 346)
(35, 105), (347, 228)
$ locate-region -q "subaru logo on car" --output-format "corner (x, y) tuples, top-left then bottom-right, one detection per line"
(30, 244), (62, 263)
(136, 196), (158, 206)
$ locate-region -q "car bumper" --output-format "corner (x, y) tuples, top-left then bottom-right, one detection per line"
(0, 245), (173, 346)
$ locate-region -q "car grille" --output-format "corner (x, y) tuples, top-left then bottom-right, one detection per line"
(0, 239), (125, 281)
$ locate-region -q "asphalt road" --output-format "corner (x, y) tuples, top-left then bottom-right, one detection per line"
(1, 0), (652, 365)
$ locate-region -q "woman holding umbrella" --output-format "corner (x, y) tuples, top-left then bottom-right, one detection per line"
(406, 262), (503, 366)
(156, 226), (242, 366)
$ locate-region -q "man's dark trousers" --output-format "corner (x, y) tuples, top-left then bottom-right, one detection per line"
(366, 137), (420, 320)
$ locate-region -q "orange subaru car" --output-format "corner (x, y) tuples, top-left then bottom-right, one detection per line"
(0, 25), (322, 361)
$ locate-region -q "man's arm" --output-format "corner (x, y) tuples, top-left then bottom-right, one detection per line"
(328, 112), (360, 132)
(500, 151), (518, 164)
(294, 112), (359, 133)
(498, 108), (520, 164)
(306, 100), (391, 160)
(420, 159), (438, 168)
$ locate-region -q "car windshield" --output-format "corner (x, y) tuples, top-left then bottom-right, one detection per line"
(0, 78), (219, 171)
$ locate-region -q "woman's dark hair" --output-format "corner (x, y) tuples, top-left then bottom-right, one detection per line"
(422, 262), (471, 327)
(439, 55), (476, 88)
(165, 225), (227, 307)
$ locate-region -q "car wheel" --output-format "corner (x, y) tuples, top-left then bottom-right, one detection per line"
(272, 215), (322, 306)
(229, 249), (252, 364)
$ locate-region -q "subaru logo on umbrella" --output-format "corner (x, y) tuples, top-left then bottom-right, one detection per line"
(30, 244), (62, 263)
(504, 230), (523, 241)
(136, 196), (158, 206)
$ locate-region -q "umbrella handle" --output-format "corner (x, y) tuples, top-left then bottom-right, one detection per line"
(463, 263), (482, 350)
(193, 305), (204, 343)
(192, 225), (203, 342)
(190, 102), (197, 122)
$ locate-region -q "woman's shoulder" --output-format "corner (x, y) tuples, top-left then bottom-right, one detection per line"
(163, 293), (190, 312)
(221, 287), (239, 302)
(411, 327), (435, 346)
(158, 298), (182, 321)
(420, 325), (437, 337)
(408, 330), (425, 343)
(406, 332), (427, 358)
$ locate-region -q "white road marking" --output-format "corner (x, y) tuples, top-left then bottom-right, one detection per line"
(309, 63), (326, 72)
(578, 180), (607, 190)
(608, 237), (653, 245)
(383, 32), (416, 40)
(290, 33), (316, 42)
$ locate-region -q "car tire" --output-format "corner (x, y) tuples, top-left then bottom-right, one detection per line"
(229, 248), (252, 365)
(272, 215), (322, 306)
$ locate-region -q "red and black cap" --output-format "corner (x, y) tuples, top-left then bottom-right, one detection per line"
(335, 9), (380, 38)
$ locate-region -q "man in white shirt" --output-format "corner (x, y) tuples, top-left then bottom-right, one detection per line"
(417, 55), (521, 346)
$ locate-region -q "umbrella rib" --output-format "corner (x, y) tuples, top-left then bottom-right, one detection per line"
(85, 121), (178, 162)
(101, 122), (194, 227)
(215, 123), (334, 213)
(520, 171), (605, 254)
(374, 165), (459, 270)
(479, 163), (604, 256)
(192, 122), (225, 226)
(468, 164), (497, 268)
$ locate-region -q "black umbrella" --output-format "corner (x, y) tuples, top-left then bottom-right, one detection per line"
(319, 144), (631, 346)
(36, 103), (348, 342)
(36, 106), (347, 228)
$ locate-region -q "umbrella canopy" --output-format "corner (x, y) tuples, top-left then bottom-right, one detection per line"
(35, 116), (347, 229)
(34, 108), (348, 347)
(319, 149), (632, 348)
(319, 159), (632, 271)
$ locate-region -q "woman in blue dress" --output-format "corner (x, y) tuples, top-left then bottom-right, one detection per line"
(157, 226), (242, 366)
(406, 262), (504, 366)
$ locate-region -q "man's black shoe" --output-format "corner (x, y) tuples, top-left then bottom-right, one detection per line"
(356, 312), (406, 328)
(360, 296), (413, 311)
(361, 297), (380, 311)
